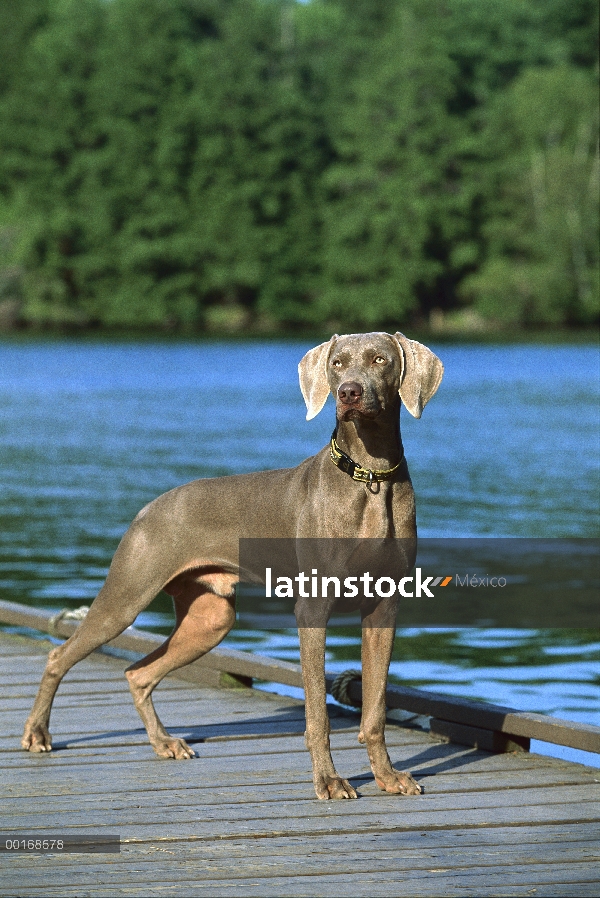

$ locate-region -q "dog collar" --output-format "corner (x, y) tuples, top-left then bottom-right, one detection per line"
(329, 431), (403, 484)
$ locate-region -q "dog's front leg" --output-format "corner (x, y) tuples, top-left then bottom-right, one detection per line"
(299, 627), (357, 800)
(359, 626), (422, 795)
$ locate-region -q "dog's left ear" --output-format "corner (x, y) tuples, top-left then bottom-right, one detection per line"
(298, 335), (338, 420)
(392, 332), (444, 418)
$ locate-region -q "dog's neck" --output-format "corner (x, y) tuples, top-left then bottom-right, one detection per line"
(334, 404), (404, 472)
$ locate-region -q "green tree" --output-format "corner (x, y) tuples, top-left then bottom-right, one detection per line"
(318, 0), (458, 327)
(0, 0), (331, 329)
(0, 0), (107, 325)
(67, 0), (225, 328)
(0, 0), (50, 98)
(460, 66), (599, 326)
(1, 0), (597, 332)
(443, 0), (598, 114)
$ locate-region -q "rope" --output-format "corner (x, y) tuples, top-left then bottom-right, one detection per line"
(48, 605), (90, 636)
(330, 668), (362, 707)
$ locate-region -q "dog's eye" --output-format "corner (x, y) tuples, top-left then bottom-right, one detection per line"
(332, 359), (342, 368)
(373, 356), (386, 365)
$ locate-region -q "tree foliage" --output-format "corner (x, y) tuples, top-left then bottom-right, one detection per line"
(461, 65), (599, 325)
(0, 0), (597, 332)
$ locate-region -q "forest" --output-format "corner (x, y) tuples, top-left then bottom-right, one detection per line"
(0, 0), (598, 334)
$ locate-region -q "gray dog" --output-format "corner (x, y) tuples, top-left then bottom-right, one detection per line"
(22, 331), (443, 800)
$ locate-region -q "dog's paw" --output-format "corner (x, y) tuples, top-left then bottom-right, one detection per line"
(152, 737), (196, 760)
(375, 768), (422, 795)
(314, 775), (358, 800)
(22, 723), (52, 753)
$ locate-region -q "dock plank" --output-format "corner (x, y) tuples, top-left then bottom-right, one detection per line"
(3, 850), (599, 888)
(4, 863), (598, 898)
(3, 766), (597, 811)
(1, 631), (599, 897)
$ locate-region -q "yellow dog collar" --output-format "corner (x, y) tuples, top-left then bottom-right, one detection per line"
(329, 432), (403, 484)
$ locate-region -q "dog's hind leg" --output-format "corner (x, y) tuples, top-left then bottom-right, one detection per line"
(21, 577), (159, 753)
(125, 575), (236, 759)
(22, 519), (178, 753)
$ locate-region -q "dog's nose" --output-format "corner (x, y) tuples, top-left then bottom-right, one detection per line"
(338, 381), (363, 403)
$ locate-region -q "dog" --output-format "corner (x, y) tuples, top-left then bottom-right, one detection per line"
(22, 331), (443, 800)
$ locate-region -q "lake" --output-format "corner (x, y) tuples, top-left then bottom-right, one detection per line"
(0, 339), (598, 765)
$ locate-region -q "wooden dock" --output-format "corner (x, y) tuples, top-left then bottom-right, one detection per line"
(1, 631), (599, 897)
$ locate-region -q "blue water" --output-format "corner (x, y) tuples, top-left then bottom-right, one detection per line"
(0, 339), (598, 765)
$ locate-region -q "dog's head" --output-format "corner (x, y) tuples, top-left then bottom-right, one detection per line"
(298, 332), (443, 422)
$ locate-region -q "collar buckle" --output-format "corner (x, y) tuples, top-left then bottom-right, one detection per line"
(338, 453), (356, 478)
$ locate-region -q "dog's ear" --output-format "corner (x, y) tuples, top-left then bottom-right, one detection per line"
(392, 332), (444, 419)
(298, 335), (338, 420)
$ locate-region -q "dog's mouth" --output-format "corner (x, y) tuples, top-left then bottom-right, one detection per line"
(337, 404), (379, 422)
